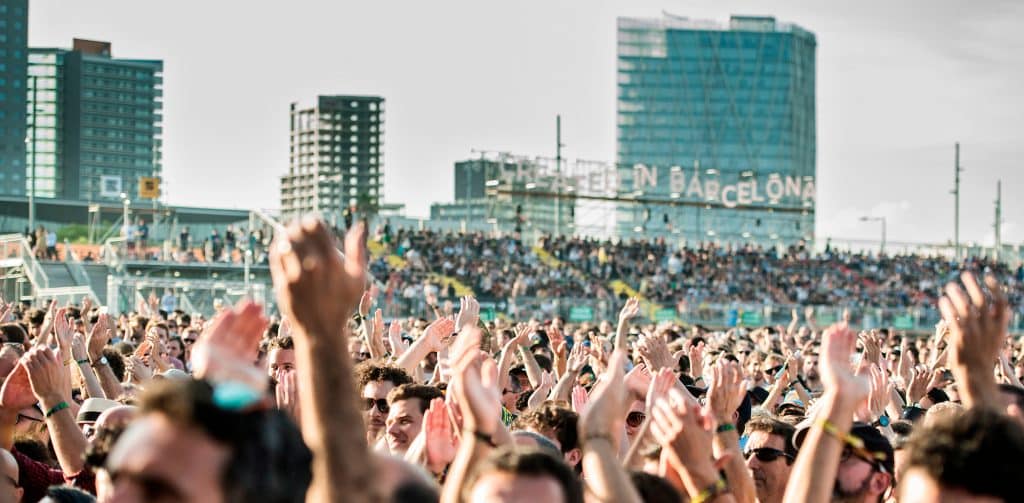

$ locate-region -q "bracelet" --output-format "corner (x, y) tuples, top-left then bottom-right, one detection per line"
(692, 476), (729, 503)
(63, 360), (72, 367)
(76, 358), (90, 365)
(715, 423), (736, 434)
(818, 418), (862, 448)
(472, 430), (497, 447)
(582, 432), (615, 448)
(45, 401), (69, 418)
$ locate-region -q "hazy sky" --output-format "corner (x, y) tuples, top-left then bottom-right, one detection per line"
(28, 0), (1024, 248)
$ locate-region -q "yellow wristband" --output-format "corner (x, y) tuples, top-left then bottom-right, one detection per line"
(692, 477), (728, 503)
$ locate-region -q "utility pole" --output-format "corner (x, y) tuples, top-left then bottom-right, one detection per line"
(555, 115), (564, 237)
(994, 179), (1002, 260)
(953, 142), (962, 260)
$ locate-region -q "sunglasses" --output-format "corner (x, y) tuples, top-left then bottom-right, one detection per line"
(744, 447), (793, 463)
(184, 338), (197, 345)
(626, 411), (646, 428)
(840, 445), (887, 473)
(16, 413), (42, 425)
(361, 398), (389, 414)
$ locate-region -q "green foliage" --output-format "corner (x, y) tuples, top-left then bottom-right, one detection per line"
(56, 224), (90, 244)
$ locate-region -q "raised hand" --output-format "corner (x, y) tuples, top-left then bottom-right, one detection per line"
(527, 371), (554, 411)
(275, 368), (301, 421)
(358, 291), (373, 318)
(191, 301), (268, 390)
(619, 297), (641, 324)
(455, 296), (480, 332)
(579, 349), (629, 449)
(705, 360), (746, 425)
(23, 346), (70, 408)
(618, 360), (647, 399)
(939, 272), (1009, 409)
(126, 355), (153, 383)
(70, 334), (89, 363)
(637, 334), (674, 371)
(646, 368), (676, 412)
(906, 365), (932, 405)
(572, 385), (590, 414)
(86, 314), (112, 362)
(0, 363), (34, 411)
(450, 327), (501, 436)
(858, 330), (883, 366)
(423, 318), (456, 353)
(423, 397), (458, 474)
(387, 322), (408, 358)
(53, 308), (74, 362)
(271, 218), (367, 337)
(820, 323), (870, 402)
(650, 388), (720, 497)
(687, 341), (705, 379)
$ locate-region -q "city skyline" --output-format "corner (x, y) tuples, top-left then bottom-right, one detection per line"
(27, 0), (1024, 247)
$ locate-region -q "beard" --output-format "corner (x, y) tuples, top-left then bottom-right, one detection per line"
(831, 473), (872, 503)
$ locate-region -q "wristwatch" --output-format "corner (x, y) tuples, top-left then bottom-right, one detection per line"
(872, 414), (890, 428)
(91, 356), (109, 367)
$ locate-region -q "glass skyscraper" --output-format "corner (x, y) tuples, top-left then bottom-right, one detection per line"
(0, 0), (28, 196)
(615, 14), (816, 246)
(27, 39), (163, 202)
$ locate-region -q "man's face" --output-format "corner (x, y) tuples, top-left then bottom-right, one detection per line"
(14, 407), (45, 441)
(362, 380), (395, 439)
(385, 398), (424, 454)
(625, 401), (645, 441)
(833, 448), (885, 503)
(349, 339), (369, 363)
(104, 413), (230, 503)
(898, 467), (1002, 503)
(268, 348), (295, 380)
(803, 354), (820, 381)
(744, 431), (792, 503)
(468, 471), (565, 503)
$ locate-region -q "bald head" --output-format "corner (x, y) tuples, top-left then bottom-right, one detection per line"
(0, 448), (22, 503)
(96, 405), (138, 431)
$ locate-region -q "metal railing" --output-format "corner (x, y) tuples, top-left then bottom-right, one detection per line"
(372, 294), (1024, 334)
(0, 233), (49, 291)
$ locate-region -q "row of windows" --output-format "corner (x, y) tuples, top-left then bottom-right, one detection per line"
(83, 77), (157, 93)
(82, 90), (157, 105)
(82, 115), (156, 130)
(83, 65), (158, 80)
(81, 153), (154, 167)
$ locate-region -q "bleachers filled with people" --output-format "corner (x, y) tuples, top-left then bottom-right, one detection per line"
(0, 218), (1019, 502)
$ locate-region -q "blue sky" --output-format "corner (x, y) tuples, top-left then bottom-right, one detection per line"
(29, 0), (1024, 248)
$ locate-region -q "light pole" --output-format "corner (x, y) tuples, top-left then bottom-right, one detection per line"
(860, 216), (886, 254)
(120, 192), (131, 240)
(27, 75), (37, 233)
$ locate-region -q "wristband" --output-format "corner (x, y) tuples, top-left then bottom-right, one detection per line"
(76, 358), (90, 365)
(582, 432), (615, 447)
(692, 477), (729, 503)
(715, 423), (736, 434)
(45, 401), (69, 418)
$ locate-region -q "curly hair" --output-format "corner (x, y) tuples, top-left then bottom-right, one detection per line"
(386, 384), (443, 413)
(353, 361), (413, 391)
(902, 407), (1024, 502)
(513, 402), (578, 453)
(268, 335), (294, 351)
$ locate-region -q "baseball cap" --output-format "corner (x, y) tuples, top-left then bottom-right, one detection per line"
(76, 397), (120, 424)
(794, 420), (894, 475)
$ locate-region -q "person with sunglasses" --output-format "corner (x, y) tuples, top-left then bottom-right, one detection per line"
(743, 416), (797, 503)
(353, 361), (412, 446)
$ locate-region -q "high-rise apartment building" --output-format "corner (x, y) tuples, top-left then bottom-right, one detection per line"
(26, 39), (163, 202)
(281, 95), (384, 223)
(615, 14), (816, 245)
(0, 0), (28, 196)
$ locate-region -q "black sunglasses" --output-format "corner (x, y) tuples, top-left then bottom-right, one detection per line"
(626, 411), (646, 428)
(361, 398), (389, 414)
(744, 447), (793, 463)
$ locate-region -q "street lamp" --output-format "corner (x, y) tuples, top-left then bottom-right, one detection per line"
(860, 216), (886, 254)
(121, 192), (131, 238)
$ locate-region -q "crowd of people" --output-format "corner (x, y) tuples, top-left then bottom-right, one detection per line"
(0, 217), (1017, 502)
(374, 228), (1024, 317)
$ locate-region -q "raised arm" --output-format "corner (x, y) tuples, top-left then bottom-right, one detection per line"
(270, 219), (376, 503)
(616, 297), (640, 352)
(24, 346), (87, 476)
(394, 318), (454, 375)
(705, 360), (756, 503)
(86, 314), (122, 399)
(939, 272), (1008, 410)
(578, 349), (642, 503)
(783, 324), (869, 503)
